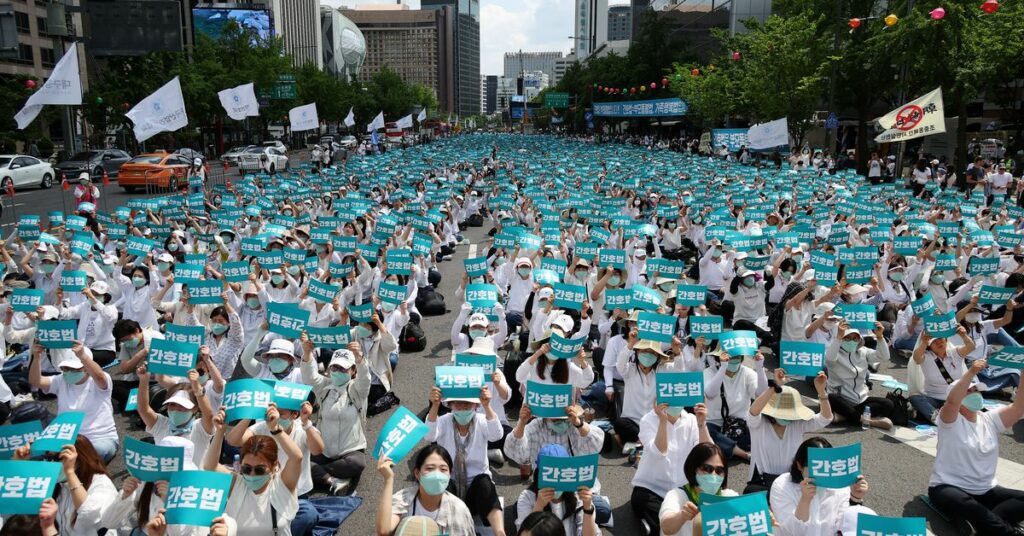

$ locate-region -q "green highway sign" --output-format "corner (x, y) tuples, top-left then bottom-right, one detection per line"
(544, 92), (570, 108)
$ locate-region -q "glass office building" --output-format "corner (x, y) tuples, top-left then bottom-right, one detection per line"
(423, 0), (481, 115)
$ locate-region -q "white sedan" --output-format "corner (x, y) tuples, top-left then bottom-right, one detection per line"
(238, 146), (289, 174)
(0, 154), (56, 190)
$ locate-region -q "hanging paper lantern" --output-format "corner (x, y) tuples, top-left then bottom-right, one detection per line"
(980, 0), (999, 13)
(597, 85), (603, 91)
(848, 18), (862, 29)
(639, 85), (646, 92)
(930, 7), (946, 19)
(649, 82), (657, 89)
(661, 77), (669, 87)
(630, 87), (636, 94)
(731, 51), (742, 61)
(25, 79), (35, 89)
(884, 14), (898, 26)
(691, 68), (700, 76)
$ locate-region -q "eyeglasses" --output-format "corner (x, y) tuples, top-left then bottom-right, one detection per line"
(700, 464), (727, 476)
(239, 464), (271, 476)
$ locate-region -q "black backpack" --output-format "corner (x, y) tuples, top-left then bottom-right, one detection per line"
(467, 213), (484, 227)
(416, 286), (447, 316)
(428, 268), (442, 288)
(10, 401), (53, 427)
(399, 322), (427, 352)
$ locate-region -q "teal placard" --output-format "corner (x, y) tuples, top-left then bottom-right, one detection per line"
(272, 381), (313, 411)
(125, 388), (139, 411)
(164, 323), (205, 346)
(552, 282), (586, 311)
(222, 379), (275, 422)
(435, 365), (486, 399)
(934, 253), (957, 272)
(68, 231), (92, 257)
(518, 232), (543, 250)
(894, 236), (922, 256)
(308, 279), (340, 304)
(525, 380), (573, 418)
(186, 280), (223, 305)
(923, 311), (958, 338)
(911, 294), (936, 316)
(377, 281), (406, 306)
(988, 347), (1024, 369)
(10, 288), (43, 312)
(387, 252), (413, 276)
(813, 264), (839, 286)
(30, 411), (83, 455)
(306, 325), (352, 349)
(690, 315), (724, 340)
(604, 288), (632, 311)
(59, 270), (88, 291)
(843, 264), (874, 285)
(598, 248), (627, 269)
(719, 330), (760, 357)
(454, 353), (498, 376)
(283, 247), (306, 264)
(808, 442), (861, 488)
(124, 436), (187, 482)
(979, 284), (1015, 305)
(0, 461), (61, 514)
(839, 303), (876, 330)
(701, 492), (772, 536)
(637, 311), (677, 343)
(656, 371), (705, 407)
(675, 284), (706, 307)
(164, 471), (231, 526)
(856, 514), (926, 536)
(127, 236), (158, 258)
(968, 256), (1000, 276)
(266, 302), (309, 337)
(348, 302), (373, 323)
(223, 262), (252, 283)
(0, 420), (42, 459)
(36, 320), (77, 349)
(533, 269), (559, 286)
(147, 338), (199, 377)
(537, 453), (599, 492)
(65, 214), (87, 231)
(373, 405), (429, 463)
(548, 332), (586, 359)
(631, 284), (662, 311)
(174, 263), (205, 283)
(465, 283), (499, 311)
(780, 340), (826, 376)
(575, 241), (599, 259)
(464, 257), (489, 278)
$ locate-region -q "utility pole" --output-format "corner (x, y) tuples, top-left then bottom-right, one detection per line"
(824, 0), (840, 156)
(48, 1), (77, 156)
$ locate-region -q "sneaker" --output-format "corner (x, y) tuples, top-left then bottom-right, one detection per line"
(488, 448), (505, 467)
(442, 255), (453, 261)
(10, 393), (33, 408)
(621, 441), (638, 456)
(328, 478), (352, 496)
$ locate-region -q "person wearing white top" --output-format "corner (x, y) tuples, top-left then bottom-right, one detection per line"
(614, 336), (681, 448)
(101, 436), (197, 536)
(516, 312), (595, 392)
(136, 368), (215, 468)
(703, 349), (768, 462)
(770, 436), (870, 536)
(909, 326), (975, 424)
(57, 280), (118, 365)
(928, 359), (1024, 536)
(697, 240), (734, 295)
(426, 384), (506, 535)
(630, 402), (712, 535)
(659, 442), (739, 536)
(825, 323), (895, 430)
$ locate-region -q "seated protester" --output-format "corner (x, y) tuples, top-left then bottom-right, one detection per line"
(494, 255), (536, 333)
(659, 442), (738, 536)
(928, 359), (1024, 535)
(446, 336), (513, 464)
(377, 295), (410, 372)
(226, 402), (324, 536)
(451, 306), (508, 353)
(110, 319), (164, 412)
(101, 436), (198, 535)
(151, 274), (216, 326)
(184, 300), (244, 381)
(202, 407), (303, 535)
(806, 302), (838, 346)
(770, 437), (870, 536)
(299, 278), (342, 328)
(614, 333), (677, 455)
(265, 266), (301, 303)
(779, 282), (821, 343)
(376, 445), (476, 536)
(630, 401), (712, 535)
(703, 349), (768, 462)
(193, 347), (227, 414)
(12, 437), (117, 536)
(891, 300), (923, 352)
(825, 322), (895, 430)
(518, 511), (583, 536)
(745, 368), (832, 495)
(908, 326), (975, 425)
(135, 366), (214, 467)
(300, 338), (370, 495)
(28, 342), (119, 463)
(426, 385), (506, 535)
(517, 312), (594, 392)
(725, 268), (772, 345)
(354, 309), (399, 413)
(56, 281), (117, 366)
(230, 279), (268, 345)
(589, 309), (637, 416)
(242, 332), (305, 383)
(953, 295), (1020, 392)
(110, 262), (160, 330)
(514, 444), (601, 536)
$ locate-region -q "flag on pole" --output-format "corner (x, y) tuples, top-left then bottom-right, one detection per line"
(746, 118), (790, 150)
(370, 129), (379, 146)
(126, 77), (189, 143)
(417, 108), (427, 122)
(217, 83), (260, 121)
(344, 107), (355, 128)
(874, 88), (945, 144)
(15, 44), (83, 129)
(288, 103), (319, 132)
(395, 114), (413, 129)
(367, 111), (384, 132)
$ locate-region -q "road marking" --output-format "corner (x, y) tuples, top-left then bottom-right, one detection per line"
(468, 243), (477, 258)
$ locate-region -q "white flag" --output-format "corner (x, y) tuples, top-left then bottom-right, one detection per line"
(417, 108), (426, 122)
(217, 83), (259, 121)
(446, 112), (451, 125)
(126, 76), (188, 143)
(289, 103), (319, 132)
(344, 107), (355, 128)
(367, 111), (384, 132)
(395, 114), (413, 129)
(874, 88), (945, 144)
(746, 118), (790, 150)
(15, 44), (82, 129)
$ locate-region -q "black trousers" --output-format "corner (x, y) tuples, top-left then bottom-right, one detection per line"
(929, 484), (1024, 536)
(311, 450), (367, 490)
(453, 473), (502, 525)
(613, 416), (640, 443)
(111, 379), (137, 413)
(828, 394), (894, 423)
(630, 486), (663, 535)
(91, 349), (116, 367)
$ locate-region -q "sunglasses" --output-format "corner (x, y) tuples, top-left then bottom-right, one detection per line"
(700, 464), (727, 476)
(240, 464), (271, 476)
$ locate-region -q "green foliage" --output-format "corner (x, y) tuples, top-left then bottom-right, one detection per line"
(36, 137), (54, 157)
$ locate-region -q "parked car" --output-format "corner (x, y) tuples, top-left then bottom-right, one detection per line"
(0, 154), (55, 190)
(176, 148), (205, 164)
(54, 149), (131, 181)
(338, 135), (357, 148)
(238, 146), (289, 174)
(261, 140), (287, 153)
(220, 145), (256, 165)
(116, 151), (191, 192)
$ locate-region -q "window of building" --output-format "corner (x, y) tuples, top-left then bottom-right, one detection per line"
(37, 16), (48, 35)
(15, 11), (29, 33)
(7, 43), (34, 65)
(40, 47), (55, 67)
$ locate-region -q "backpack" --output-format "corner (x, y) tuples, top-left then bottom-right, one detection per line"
(467, 213), (484, 227)
(10, 401), (53, 427)
(398, 322), (427, 352)
(428, 268), (442, 288)
(416, 286), (447, 316)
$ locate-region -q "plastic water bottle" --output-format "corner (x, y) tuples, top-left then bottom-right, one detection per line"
(232, 454), (240, 473)
(861, 407), (871, 430)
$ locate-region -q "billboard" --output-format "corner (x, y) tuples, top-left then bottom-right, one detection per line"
(192, 7), (273, 42)
(83, 1), (182, 56)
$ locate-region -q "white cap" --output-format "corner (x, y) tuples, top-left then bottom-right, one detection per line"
(734, 252), (749, 261)
(537, 287), (554, 301)
(157, 435), (198, 471)
(840, 505), (877, 536)
(56, 355), (84, 370)
(266, 338), (295, 359)
(78, 172), (90, 182)
(634, 249), (647, 258)
(515, 257), (532, 268)
(468, 313), (489, 328)
(101, 253), (117, 265)
(90, 281), (110, 295)
(946, 381), (988, 399)
(550, 313), (574, 334)
(157, 252), (174, 263)
(329, 349), (355, 370)
(39, 305), (60, 321)
(163, 390), (196, 410)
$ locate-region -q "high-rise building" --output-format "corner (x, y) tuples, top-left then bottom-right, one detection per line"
(650, 0), (772, 60)
(522, 70), (549, 101)
(631, 0), (650, 41)
(321, 6), (366, 82)
(502, 51), (562, 82)
(575, 0), (608, 60)
(422, 0), (480, 115)
(481, 75), (497, 114)
(262, 0), (322, 68)
(607, 4), (632, 41)
(343, 6), (455, 113)
(552, 54), (577, 87)
(496, 76), (517, 112)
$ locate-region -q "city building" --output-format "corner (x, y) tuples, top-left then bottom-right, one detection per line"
(502, 51), (562, 82)
(631, 0), (649, 40)
(607, 4), (632, 41)
(496, 76), (517, 112)
(552, 53), (577, 87)
(481, 74), (497, 114)
(343, 6), (455, 113)
(422, 0), (480, 115)
(263, 0), (322, 68)
(523, 70), (549, 101)
(575, 0), (608, 59)
(648, 0), (773, 60)
(320, 5), (365, 81)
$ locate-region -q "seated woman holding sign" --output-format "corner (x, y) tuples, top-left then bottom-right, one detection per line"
(908, 326), (974, 425)
(658, 442), (738, 536)
(928, 359), (1024, 536)
(135, 365), (214, 468)
(514, 444), (600, 536)
(824, 321), (895, 430)
(376, 445), (477, 536)
(769, 436), (870, 536)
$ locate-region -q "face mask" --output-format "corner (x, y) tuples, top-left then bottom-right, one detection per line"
(211, 323), (229, 336)
(242, 473), (272, 491)
(742, 277), (755, 287)
(287, 265), (300, 276)
(42, 264), (56, 274)
(269, 357), (290, 373)
(278, 418), (293, 430)
(250, 221), (260, 229)
(132, 276), (147, 288)
(667, 222), (677, 229)
(711, 249), (722, 259)
(930, 274), (945, 285)
(775, 418), (792, 427)
(469, 329), (487, 339)
(331, 371), (351, 387)
(838, 340), (860, 354)
(102, 264), (114, 274)
(517, 268), (531, 278)
(735, 261), (746, 271)
(157, 262), (171, 273)
(962, 392), (985, 412)
(638, 353), (659, 367)
(452, 409), (476, 426)
(65, 231), (74, 240)
(198, 374), (209, 385)
(966, 312), (982, 324)
(548, 420), (571, 435)
(727, 360), (742, 373)
(221, 235), (233, 244)
(168, 243), (179, 252)
(168, 410), (193, 427)
(495, 257), (507, 266)
(575, 270), (589, 280)
(354, 326), (372, 340)
(781, 271), (793, 281)
(859, 233), (869, 241)
(123, 336), (140, 349)
(246, 297), (261, 309)
(283, 210), (294, 217)
(793, 255), (804, 265)
(890, 272), (905, 282)
(696, 473), (725, 495)
(271, 274), (285, 285)
(63, 370), (85, 384)
(665, 407), (684, 417)
(419, 470), (450, 496)
(607, 275), (622, 287)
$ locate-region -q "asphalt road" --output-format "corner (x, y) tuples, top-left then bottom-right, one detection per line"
(12, 152), (1024, 535)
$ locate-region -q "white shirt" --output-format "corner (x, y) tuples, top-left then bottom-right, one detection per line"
(782, 301), (813, 341)
(44, 370), (118, 444)
(632, 410), (703, 497)
(703, 363), (761, 427)
(55, 474), (118, 536)
(989, 171), (1013, 192)
(249, 420), (314, 497)
(146, 413), (213, 469)
(223, 473), (299, 536)
(427, 412), (503, 480)
(921, 348), (965, 400)
(59, 300), (118, 351)
(930, 409), (1004, 494)
(660, 488), (738, 536)
(745, 412), (830, 481)
(770, 472), (850, 536)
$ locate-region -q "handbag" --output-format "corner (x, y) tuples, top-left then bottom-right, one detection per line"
(719, 384), (748, 441)
(886, 388), (912, 427)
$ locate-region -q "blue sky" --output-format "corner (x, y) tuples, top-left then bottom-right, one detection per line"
(328, 0), (627, 75)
